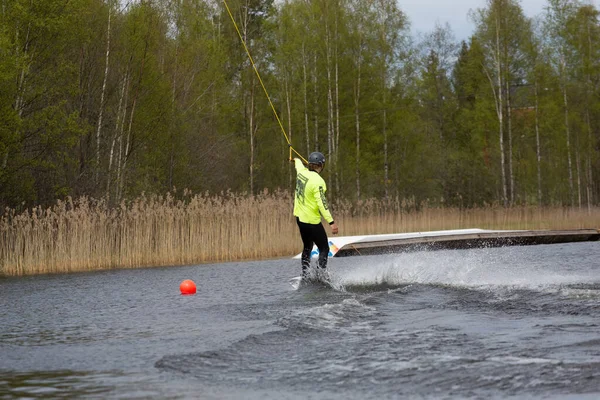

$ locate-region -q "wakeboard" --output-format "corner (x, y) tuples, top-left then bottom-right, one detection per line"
(288, 275), (334, 290)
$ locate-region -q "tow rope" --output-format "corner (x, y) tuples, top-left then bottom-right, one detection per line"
(222, 0), (308, 163)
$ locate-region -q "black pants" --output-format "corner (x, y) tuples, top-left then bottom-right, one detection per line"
(296, 217), (329, 276)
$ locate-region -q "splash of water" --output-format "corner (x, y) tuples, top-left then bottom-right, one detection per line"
(333, 247), (594, 291)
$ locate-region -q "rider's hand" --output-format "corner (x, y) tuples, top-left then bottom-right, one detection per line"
(330, 223), (339, 235)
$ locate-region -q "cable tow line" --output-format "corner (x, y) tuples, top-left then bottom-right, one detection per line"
(222, 0), (308, 164)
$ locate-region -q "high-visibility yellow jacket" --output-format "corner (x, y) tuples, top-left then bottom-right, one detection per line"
(293, 158), (334, 225)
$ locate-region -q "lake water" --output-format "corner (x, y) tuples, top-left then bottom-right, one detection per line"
(2, 242), (600, 399)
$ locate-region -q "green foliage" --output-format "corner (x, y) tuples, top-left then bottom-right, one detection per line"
(0, 0), (599, 210)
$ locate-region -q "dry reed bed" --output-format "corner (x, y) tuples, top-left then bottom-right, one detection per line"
(1, 192), (599, 276)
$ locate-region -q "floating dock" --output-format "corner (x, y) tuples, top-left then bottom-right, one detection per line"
(296, 228), (600, 258)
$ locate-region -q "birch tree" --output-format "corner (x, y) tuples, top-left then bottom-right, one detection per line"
(373, 0), (408, 199)
(543, 0), (580, 206)
(473, 0), (533, 206)
(565, 4), (600, 208)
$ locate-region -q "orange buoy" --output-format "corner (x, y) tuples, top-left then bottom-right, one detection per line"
(180, 279), (197, 295)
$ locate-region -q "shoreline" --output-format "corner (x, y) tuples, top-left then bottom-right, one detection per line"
(2, 194), (600, 277)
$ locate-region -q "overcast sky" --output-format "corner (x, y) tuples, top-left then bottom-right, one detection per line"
(400, 0), (599, 42)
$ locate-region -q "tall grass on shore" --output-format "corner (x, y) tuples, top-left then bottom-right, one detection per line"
(1, 191), (599, 276)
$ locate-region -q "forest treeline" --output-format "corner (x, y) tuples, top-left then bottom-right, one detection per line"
(1, 0), (599, 211)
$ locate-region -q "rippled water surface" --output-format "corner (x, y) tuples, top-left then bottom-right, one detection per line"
(2, 242), (600, 399)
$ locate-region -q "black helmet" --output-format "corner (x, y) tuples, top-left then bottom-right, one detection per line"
(308, 151), (326, 165)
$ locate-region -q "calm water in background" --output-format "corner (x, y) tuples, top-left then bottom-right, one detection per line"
(2, 242), (600, 399)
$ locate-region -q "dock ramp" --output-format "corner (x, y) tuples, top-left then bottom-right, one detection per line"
(295, 228), (600, 258)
